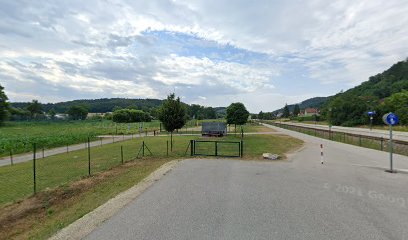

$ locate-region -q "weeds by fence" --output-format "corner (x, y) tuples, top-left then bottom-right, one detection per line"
(0, 136), (198, 207)
(268, 122), (408, 156)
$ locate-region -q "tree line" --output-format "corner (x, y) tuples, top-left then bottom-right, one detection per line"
(260, 58), (408, 126)
(321, 59), (408, 126)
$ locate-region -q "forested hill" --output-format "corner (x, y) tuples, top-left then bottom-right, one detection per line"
(322, 58), (408, 126)
(272, 96), (329, 114)
(11, 98), (164, 113)
(338, 59), (408, 99)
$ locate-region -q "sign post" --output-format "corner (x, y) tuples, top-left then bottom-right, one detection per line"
(382, 112), (399, 173)
(367, 111), (375, 131)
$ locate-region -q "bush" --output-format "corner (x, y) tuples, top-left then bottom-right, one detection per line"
(112, 109), (151, 123)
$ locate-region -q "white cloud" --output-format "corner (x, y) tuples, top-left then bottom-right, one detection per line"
(1, 0), (407, 111)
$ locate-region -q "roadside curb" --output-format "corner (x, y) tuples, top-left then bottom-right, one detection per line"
(48, 160), (180, 240)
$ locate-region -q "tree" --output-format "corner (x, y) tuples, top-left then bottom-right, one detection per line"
(282, 104), (290, 118)
(226, 102), (249, 131)
(293, 104), (300, 116)
(67, 105), (89, 120)
(129, 109), (150, 122)
(47, 109), (56, 120)
(0, 85), (9, 125)
(158, 93), (187, 151)
(258, 111), (264, 120)
(112, 109), (130, 123)
(112, 109), (151, 123)
(381, 90), (408, 125)
(26, 100), (43, 119)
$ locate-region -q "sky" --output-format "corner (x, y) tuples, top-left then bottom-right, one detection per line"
(0, 0), (407, 112)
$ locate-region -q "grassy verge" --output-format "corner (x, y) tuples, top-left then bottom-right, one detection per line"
(0, 136), (197, 206)
(0, 133), (303, 240)
(0, 159), (169, 240)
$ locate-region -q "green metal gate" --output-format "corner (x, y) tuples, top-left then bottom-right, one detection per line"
(190, 140), (243, 157)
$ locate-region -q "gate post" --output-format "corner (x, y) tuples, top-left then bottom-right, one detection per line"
(190, 140), (194, 156)
(240, 140), (244, 158)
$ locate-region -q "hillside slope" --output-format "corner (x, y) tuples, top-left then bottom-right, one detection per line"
(322, 58), (408, 126)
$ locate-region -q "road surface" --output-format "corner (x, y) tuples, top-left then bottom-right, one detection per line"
(84, 124), (408, 240)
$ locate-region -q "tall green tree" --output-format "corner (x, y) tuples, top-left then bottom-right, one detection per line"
(381, 90), (408, 125)
(226, 102), (249, 131)
(47, 109), (56, 120)
(26, 100), (43, 119)
(258, 111), (264, 120)
(0, 85), (9, 125)
(67, 105), (89, 120)
(158, 93), (187, 151)
(282, 104), (290, 118)
(293, 104), (300, 116)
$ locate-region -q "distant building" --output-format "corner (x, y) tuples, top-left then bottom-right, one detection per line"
(87, 112), (105, 118)
(55, 113), (69, 120)
(303, 108), (319, 116)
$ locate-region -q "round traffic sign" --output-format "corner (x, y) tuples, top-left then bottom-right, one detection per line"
(383, 113), (399, 126)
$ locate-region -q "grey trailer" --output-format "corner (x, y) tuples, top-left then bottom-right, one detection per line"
(201, 122), (227, 137)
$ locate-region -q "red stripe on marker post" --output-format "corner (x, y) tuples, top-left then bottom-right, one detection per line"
(320, 144), (324, 164)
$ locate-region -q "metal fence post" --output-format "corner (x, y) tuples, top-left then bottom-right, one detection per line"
(240, 140), (244, 158)
(167, 140), (169, 157)
(215, 141), (218, 156)
(190, 140), (194, 156)
(42, 148), (45, 158)
(121, 145), (124, 164)
(10, 150), (13, 165)
(142, 141), (145, 157)
(33, 143), (37, 194)
(88, 137), (91, 176)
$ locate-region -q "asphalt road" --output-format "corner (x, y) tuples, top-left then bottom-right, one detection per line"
(85, 124), (408, 240)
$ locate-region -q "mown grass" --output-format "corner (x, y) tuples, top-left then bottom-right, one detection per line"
(0, 132), (303, 240)
(0, 135), (195, 206)
(1, 159), (169, 240)
(0, 132), (302, 207)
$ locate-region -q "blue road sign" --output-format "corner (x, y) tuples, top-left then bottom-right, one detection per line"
(386, 113), (399, 126)
(367, 111), (376, 116)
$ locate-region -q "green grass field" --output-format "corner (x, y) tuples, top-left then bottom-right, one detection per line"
(0, 120), (164, 158)
(0, 126), (303, 240)
(0, 119), (267, 158)
(0, 133), (302, 207)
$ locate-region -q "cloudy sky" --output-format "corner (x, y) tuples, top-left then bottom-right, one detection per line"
(0, 0), (407, 112)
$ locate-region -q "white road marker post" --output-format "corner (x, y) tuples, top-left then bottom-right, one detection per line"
(320, 144), (324, 164)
